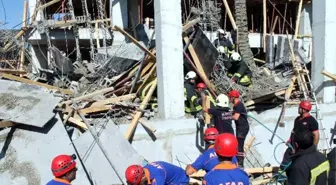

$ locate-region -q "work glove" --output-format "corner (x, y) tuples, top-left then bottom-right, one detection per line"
(232, 76), (239, 83)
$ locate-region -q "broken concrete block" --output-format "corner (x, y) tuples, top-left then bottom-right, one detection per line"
(0, 114), (90, 185)
(0, 80), (62, 128)
(74, 120), (143, 185)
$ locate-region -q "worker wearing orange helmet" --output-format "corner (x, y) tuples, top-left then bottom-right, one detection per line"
(185, 128), (238, 175)
(228, 90), (249, 167)
(202, 133), (249, 185)
(125, 161), (189, 185)
(46, 154), (78, 185)
(280, 100), (320, 170)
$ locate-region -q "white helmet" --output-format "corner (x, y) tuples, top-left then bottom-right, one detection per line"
(185, 71), (197, 80)
(216, 94), (229, 108)
(217, 46), (225, 54)
(230, 52), (241, 61)
(217, 29), (225, 35)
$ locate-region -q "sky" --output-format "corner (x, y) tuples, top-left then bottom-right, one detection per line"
(0, 0), (25, 29)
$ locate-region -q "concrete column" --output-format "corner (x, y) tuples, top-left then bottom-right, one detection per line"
(110, 0), (128, 29)
(29, 0), (43, 22)
(312, 0), (336, 103)
(154, 0), (185, 119)
(298, 4), (312, 60)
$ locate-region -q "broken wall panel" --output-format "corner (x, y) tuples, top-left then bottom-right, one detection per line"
(191, 28), (218, 78)
(0, 79), (62, 127)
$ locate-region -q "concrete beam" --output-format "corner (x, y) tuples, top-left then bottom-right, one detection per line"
(312, 0), (336, 103)
(154, 0), (185, 119)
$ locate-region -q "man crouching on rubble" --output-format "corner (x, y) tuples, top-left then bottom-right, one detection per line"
(185, 128), (238, 175)
(125, 161), (189, 185)
(47, 154), (78, 185)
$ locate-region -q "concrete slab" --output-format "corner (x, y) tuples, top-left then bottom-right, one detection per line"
(73, 119), (143, 185)
(0, 114), (90, 185)
(0, 79), (61, 128)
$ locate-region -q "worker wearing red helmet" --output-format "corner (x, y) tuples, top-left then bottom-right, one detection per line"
(46, 154), (78, 185)
(125, 161), (189, 185)
(228, 89), (249, 168)
(202, 133), (249, 185)
(185, 128), (238, 175)
(280, 100), (320, 170)
(195, 82), (216, 108)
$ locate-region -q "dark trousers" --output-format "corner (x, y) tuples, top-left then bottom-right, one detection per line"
(236, 128), (249, 167)
(280, 147), (293, 171)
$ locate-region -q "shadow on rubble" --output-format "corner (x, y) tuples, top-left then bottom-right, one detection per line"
(0, 116), (58, 160)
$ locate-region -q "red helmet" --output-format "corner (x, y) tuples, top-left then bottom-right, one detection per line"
(51, 154), (77, 177)
(299, 100), (312, 111)
(214, 133), (238, 157)
(204, 128), (219, 141)
(196, 83), (207, 89)
(125, 165), (144, 185)
(228, 90), (240, 98)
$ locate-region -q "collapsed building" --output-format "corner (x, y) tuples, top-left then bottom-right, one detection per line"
(0, 0), (336, 184)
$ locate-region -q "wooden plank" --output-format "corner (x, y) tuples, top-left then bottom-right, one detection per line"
(222, 0), (237, 30)
(182, 18), (201, 32)
(125, 79), (157, 141)
(0, 69), (26, 75)
(19, 0), (28, 77)
(285, 76), (297, 100)
(244, 136), (256, 152)
(79, 105), (112, 115)
(136, 64), (157, 94)
(0, 121), (16, 128)
(204, 96), (211, 124)
(263, 0), (267, 52)
(90, 94), (136, 107)
(114, 25), (156, 60)
(294, 0), (303, 40)
(183, 37), (216, 94)
(321, 70), (336, 81)
(0, 73), (72, 95)
(65, 115), (88, 130)
(59, 86), (115, 105)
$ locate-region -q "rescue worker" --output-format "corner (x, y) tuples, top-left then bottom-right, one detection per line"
(327, 139), (336, 185)
(286, 130), (329, 185)
(202, 133), (249, 185)
(281, 100), (320, 170)
(139, 79), (158, 110)
(125, 161), (189, 185)
(185, 128), (238, 175)
(229, 90), (249, 167)
(184, 71), (202, 115)
(228, 52), (252, 87)
(195, 83), (216, 108)
(213, 29), (234, 57)
(203, 94), (234, 134)
(46, 154), (78, 185)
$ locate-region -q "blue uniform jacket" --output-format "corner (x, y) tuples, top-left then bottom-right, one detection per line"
(46, 178), (71, 185)
(144, 161), (190, 185)
(202, 164), (249, 185)
(191, 145), (238, 172)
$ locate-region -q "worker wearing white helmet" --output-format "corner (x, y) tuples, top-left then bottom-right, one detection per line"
(213, 29), (234, 57)
(203, 94), (234, 134)
(227, 52), (253, 87)
(184, 71), (202, 114)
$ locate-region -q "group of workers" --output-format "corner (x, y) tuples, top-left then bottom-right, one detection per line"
(46, 99), (336, 185)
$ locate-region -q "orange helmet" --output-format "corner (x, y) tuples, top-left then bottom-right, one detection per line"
(299, 100), (312, 111)
(51, 154), (77, 177)
(204, 128), (219, 141)
(125, 165), (144, 185)
(214, 133), (238, 157)
(228, 90), (240, 98)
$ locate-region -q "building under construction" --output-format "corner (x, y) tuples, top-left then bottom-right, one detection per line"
(0, 0), (335, 184)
